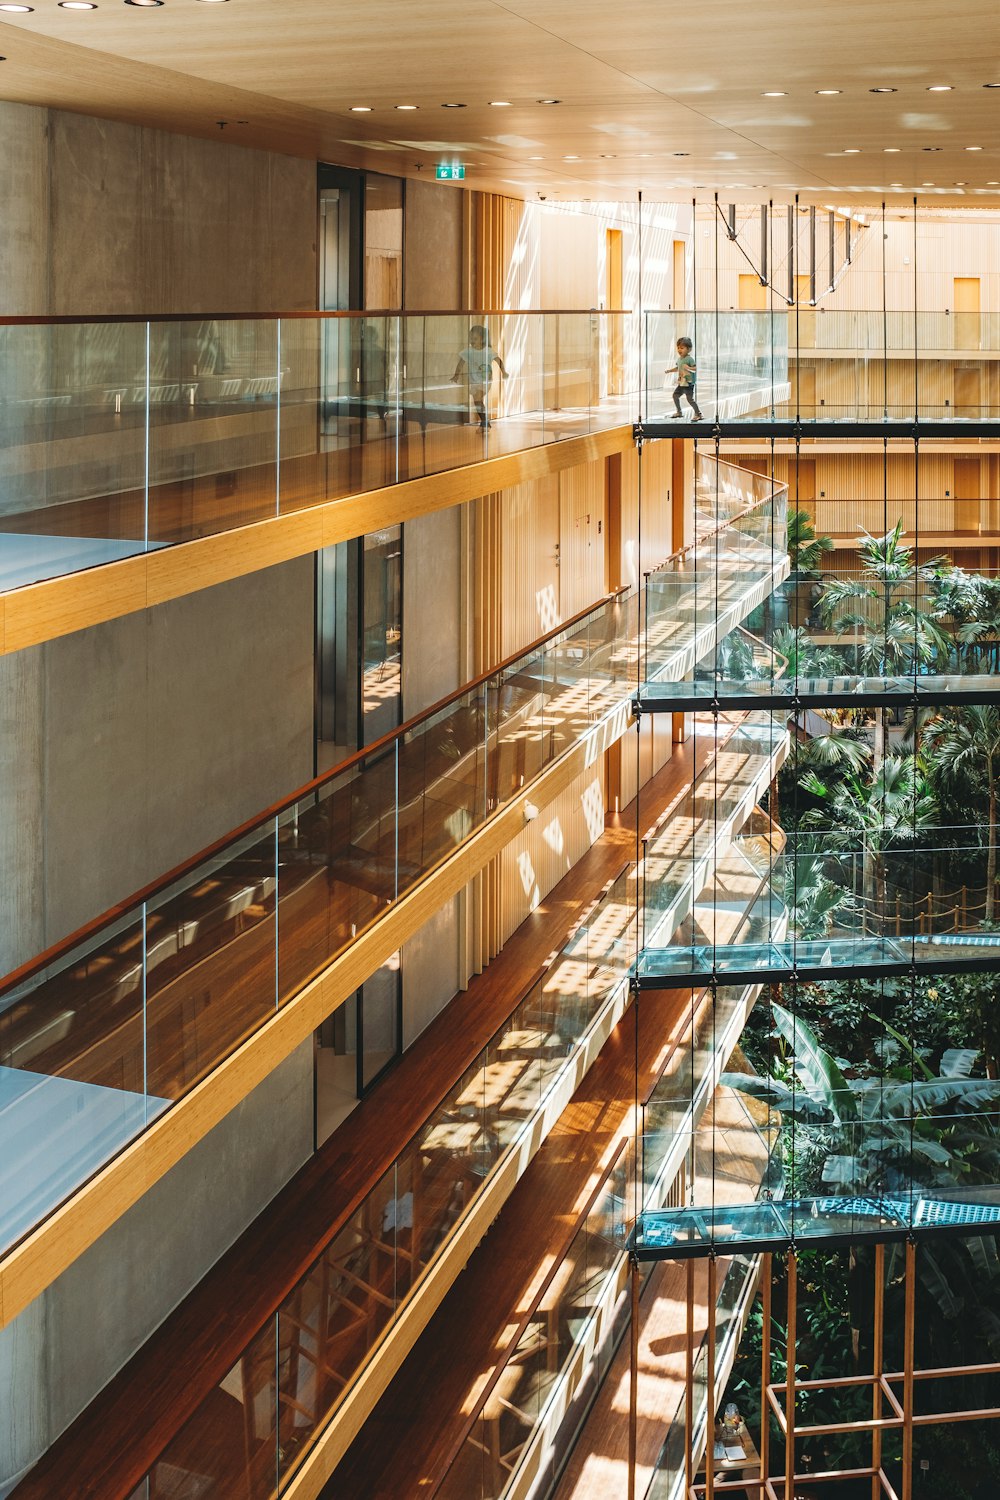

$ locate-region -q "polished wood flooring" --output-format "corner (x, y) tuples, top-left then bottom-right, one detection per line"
(9, 740), (703, 1500)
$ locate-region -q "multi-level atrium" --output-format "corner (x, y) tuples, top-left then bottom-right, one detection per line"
(3, 8), (1000, 1499)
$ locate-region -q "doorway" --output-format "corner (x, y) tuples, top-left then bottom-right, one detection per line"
(315, 953), (403, 1146)
(954, 276), (981, 351)
(606, 228), (624, 395)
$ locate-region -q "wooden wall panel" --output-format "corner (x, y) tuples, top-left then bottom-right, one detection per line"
(498, 473), (562, 657)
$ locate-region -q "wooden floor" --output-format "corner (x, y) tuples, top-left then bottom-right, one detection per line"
(8, 737), (704, 1500)
(552, 1088), (771, 1500)
(326, 977), (697, 1498)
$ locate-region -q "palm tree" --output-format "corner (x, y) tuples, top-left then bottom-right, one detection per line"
(784, 837), (854, 940)
(787, 509), (834, 576)
(930, 567), (1000, 674)
(818, 521), (952, 676)
(923, 705), (1000, 921)
(800, 754), (938, 921)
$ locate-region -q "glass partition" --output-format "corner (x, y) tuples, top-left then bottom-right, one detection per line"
(138, 869), (637, 1497)
(0, 310), (631, 593)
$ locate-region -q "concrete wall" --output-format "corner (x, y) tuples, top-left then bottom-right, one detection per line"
(0, 1040), (314, 1494)
(402, 506), (464, 719)
(404, 177), (465, 312)
(0, 557), (315, 972)
(0, 101), (316, 317)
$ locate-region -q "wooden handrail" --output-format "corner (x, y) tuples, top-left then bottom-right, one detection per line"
(0, 307), (632, 327)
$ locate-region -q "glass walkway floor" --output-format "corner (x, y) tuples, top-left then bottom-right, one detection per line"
(636, 931), (1000, 987)
(630, 1192), (1000, 1260)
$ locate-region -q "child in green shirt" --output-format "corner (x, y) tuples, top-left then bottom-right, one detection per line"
(668, 336), (704, 420)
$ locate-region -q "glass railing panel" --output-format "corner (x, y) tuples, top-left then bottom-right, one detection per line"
(144, 825), (279, 1099)
(147, 318), (280, 542)
(0, 909), (152, 1258)
(0, 320), (150, 589)
(275, 747), (399, 1000)
(399, 682), (488, 883)
(0, 310), (630, 592)
(645, 310), (789, 422)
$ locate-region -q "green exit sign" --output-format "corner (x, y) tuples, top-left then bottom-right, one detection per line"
(436, 163), (466, 181)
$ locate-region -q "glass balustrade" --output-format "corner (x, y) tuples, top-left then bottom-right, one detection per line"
(0, 310), (631, 592)
(0, 449), (787, 1259)
(0, 592), (637, 1258)
(639, 824), (1000, 983)
(136, 871), (638, 1499)
(434, 1143), (631, 1500)
(644, 309), (1000, 424)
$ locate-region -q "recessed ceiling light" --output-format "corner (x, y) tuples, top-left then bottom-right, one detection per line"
(395, 104), (418, 110)
(955, 180), (968, 185)
(890, 181), (903, 187)
(350, 106), (372, 112)
(884, 147), (901, 153)
(599, 153), (617, 159)
(966, 145), (984, 151)
(927, 84), (954, 92)
(673, 151), (689, 156)
(870, 86), (897, 93)
(528, 155), (543, 160)
(922, 146), (943, 151)
(59, 2), (98, 7)
(537, 98), (560, 105)
(489, 100), (512, 107)
(989, 180), (1000, 185)
(816, 89), (842, 95)
(125, 0), (164, 7)
(564, 154), (579, 160)
(441, 102), (466, 108)
(922, 180), (936, 186)
(196, 1), (230, 4)
(844, 148), (861, 154)
(761, 91), (787, 97)
(0, 3), (34, 10)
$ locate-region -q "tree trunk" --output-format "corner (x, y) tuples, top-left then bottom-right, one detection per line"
(987, 767), (997, 925)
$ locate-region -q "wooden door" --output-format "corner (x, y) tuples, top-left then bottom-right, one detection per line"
(954, 363), (983, 417)
(738, 274), (768, 311)
(954, 457), (982, 535)
(673, 240), (687, 311)
(954, 277), (981, 351)
(793, 457), (817, 514)
(559, 463), (606, 617)
(606, 228), (624, 395)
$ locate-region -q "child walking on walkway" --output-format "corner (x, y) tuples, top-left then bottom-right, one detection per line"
(667, 336), (704, 420)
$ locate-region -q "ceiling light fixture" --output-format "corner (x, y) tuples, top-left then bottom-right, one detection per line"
(0, 3), (34, 10)
(537, 98), (560, 105)
(489, 100), (512, 107)
(884, 147), (901, 153)
(966, 145), (984, 150)
(955, 180), (968, 185)
(441, 102), (466, 108)
(395, 104), (418, 110)
(927, 84), (954, 92)
(125, 1), (164, 6)
(528, 154), (543, 160)
(761, 91), (787, 97)
(989, 179), (1000, 185)
(563, 154), (579, 160)
(816, 89), (842, 95)
(870, 86), (897, 93)
(922, 180), (936, 185)
(350, 106), (372, 112)
(59, 2), (98, 8)
(984, 83), (1000, 88)
(844, 148), (861, 153)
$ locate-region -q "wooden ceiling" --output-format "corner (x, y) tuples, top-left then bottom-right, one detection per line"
(2, 0), (1000, 206)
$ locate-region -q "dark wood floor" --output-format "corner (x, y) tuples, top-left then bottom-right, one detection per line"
(9, 740), (703, 1500)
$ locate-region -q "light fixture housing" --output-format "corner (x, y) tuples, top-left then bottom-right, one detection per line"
(125, 1), (164, 7)
(816, 89), (842, 95)
(394, 104), (418, 110)
(869, 86), (897, 93)
(441, 102), (465, 108)
(537, 98), (560, 104)
(761, 91), (787, 97)
(0, 4), (34, 10)
(927, 84), (954, 91)
(489, 100), (512, 107)
(59, 2), (99, 8)
(350, 106), (372, 112)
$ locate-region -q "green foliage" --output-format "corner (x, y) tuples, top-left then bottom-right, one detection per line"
(786, 508), (834, 576)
